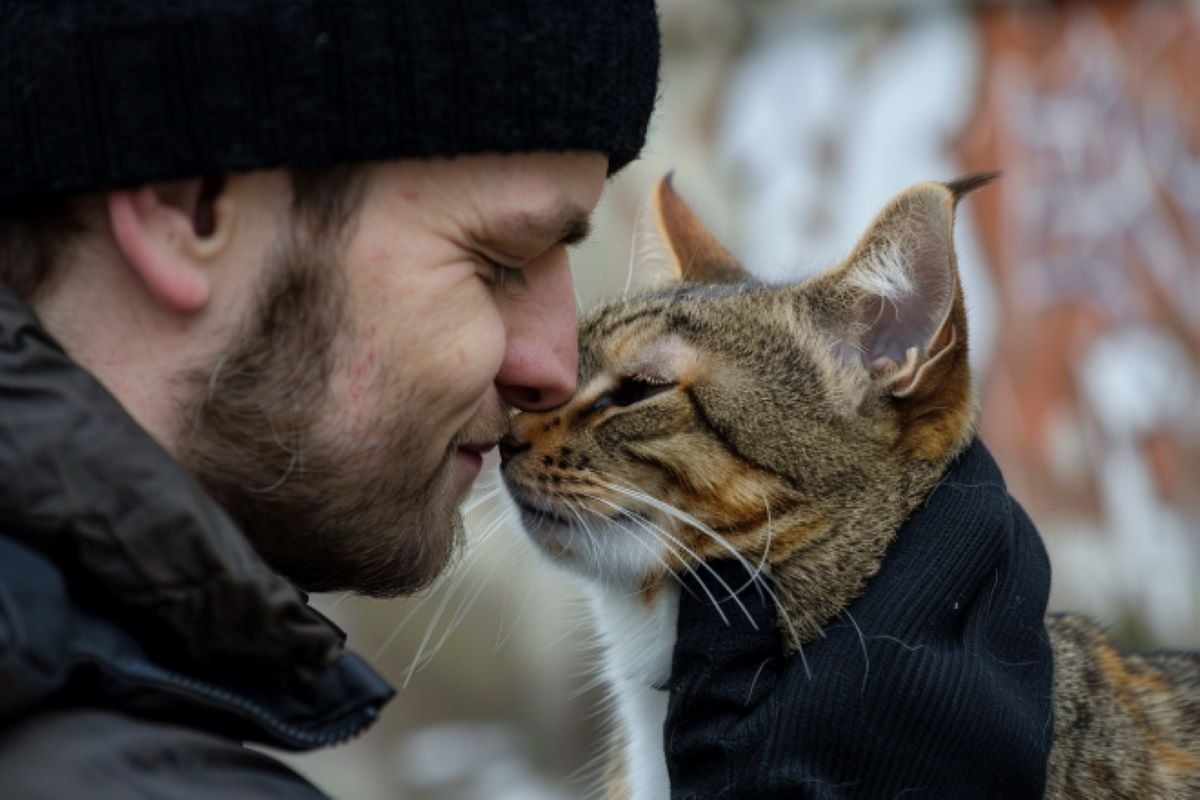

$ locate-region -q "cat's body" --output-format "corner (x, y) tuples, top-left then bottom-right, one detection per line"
(500, 175), (1200, 798)
(1046, 614), (1200, 798)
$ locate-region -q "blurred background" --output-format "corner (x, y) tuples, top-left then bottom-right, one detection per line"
(280, 0), (1200, 796)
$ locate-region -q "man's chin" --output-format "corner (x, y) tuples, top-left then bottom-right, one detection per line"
(208, 453), (469, 600)
(297, 502), (465, 599)
(314, 452), (469, 599)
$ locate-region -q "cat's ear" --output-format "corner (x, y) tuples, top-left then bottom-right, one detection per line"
(823, 173), (994, 400)
(628, 173), (748, 293)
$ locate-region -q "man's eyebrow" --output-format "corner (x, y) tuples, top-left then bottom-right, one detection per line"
(488, 204), (594, 250)
(559, 212), (592, 247)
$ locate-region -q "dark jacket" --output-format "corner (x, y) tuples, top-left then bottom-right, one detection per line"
(0, 287), (394, 798)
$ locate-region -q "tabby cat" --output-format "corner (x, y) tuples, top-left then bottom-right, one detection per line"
(499, 175), (1200, 799)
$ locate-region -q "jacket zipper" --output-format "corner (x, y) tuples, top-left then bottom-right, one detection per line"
(74, 646), (381, 749)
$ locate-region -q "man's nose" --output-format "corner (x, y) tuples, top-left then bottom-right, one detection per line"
(494, 250), (578, 411)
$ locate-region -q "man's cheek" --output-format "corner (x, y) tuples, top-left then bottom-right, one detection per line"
(447, 334), (506, 411)
(334, 326), (385, 439)
(451, 309), (507, 386)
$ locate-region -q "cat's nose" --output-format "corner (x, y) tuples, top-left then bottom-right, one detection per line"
(498, 434), (531, 465)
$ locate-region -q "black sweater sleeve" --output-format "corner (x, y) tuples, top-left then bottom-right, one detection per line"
(664, 439), (1055, 799)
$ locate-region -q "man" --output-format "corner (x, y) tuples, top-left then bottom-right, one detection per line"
(0, 2), (658, 796)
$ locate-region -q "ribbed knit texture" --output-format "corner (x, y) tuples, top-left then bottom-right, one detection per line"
(0, 0), (661, 203)
(666, 439), (1055, 798)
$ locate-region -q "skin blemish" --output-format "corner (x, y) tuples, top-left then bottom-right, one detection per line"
(343, 331), (379, 435)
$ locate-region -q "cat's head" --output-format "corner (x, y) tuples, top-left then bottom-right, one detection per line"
(500, 174), (987, 597)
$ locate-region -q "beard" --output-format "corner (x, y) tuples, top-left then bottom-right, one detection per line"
(176, 217), (498, 598)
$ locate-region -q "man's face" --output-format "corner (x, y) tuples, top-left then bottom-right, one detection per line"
(178, 152), (607, 596)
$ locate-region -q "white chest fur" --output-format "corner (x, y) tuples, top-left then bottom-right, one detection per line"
(588, 581), (680, 800)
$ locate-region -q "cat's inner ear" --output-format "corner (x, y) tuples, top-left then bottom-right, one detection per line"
(831, 178), (984, 397)
(628, 173), (748, 294)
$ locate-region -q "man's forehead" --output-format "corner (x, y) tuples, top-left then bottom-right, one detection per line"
(384, 150), (607, 249)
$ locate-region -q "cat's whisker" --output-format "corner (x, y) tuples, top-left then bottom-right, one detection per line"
(573, 500), (671, 611)
(367, 534), (502, 667)
(732, 490), (808, 677)
(399, 565), (483, 684)
(594, 478), (777, 623)
(745, 657), (776, 706)
(865, 634), (928, 654)
(590, 496), (741, 627)
(841, 608), (869, 694)
(729, 491), (776, 603)
(564, 500), (604, 568)
(397, 509), (513, 684)
(567, 729), (627, 797)
(423, 516), (527, 665)
(598, 477), (812, 669)
(538, 620), (586, 655)
(493, 561), (537, 652)
(461, 485), (502, 515)
(624, 194), (649, 301)
(370, 591), (434, 665)
(567, 667), (611, 703)
(577, 497), (672, 568)
(424, 508), (521, 636)
(420, 545), (507, 670)
(605, 475), (773, 586)
(562, 499), (601, 572)
(596, 477), (762, 584)
(372, 494), (549, 675)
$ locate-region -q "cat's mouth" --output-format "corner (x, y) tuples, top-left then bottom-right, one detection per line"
(511, 495), (576, 530)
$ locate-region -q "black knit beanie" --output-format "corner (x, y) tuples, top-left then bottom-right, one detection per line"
(0, 0), (661, 203)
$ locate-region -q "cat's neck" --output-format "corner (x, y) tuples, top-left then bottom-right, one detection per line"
(769, 455), (948, 648)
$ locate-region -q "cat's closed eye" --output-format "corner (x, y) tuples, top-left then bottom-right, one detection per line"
(588, 375), (675, 414)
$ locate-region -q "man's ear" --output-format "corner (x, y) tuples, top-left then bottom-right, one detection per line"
(106, 176), (233, 313)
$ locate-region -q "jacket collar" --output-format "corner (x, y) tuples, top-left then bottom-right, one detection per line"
(0, 286), (373, 690)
